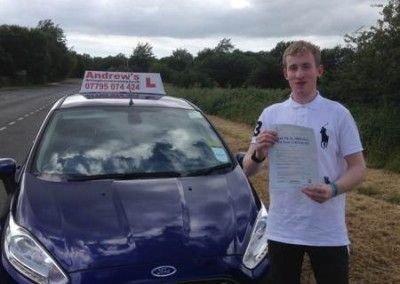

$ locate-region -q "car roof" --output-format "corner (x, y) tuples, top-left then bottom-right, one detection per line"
(57, 93), (196, 110)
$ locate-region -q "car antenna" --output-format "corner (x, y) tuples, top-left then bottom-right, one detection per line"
(129, 72), (134, 106)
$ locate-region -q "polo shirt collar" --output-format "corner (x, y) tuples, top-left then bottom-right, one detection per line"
(287, 91), (323, 110)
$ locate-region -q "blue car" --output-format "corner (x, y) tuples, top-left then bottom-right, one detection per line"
(0, 73), (269, 284)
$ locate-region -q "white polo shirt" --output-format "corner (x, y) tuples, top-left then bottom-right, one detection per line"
(252, 93), (363, 246)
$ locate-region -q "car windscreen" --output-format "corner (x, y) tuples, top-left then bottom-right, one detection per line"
(31, 106), (232, 179)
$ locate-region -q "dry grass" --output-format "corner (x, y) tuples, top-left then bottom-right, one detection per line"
(208, 115), (400, 284)
(359, 169), (400, 205)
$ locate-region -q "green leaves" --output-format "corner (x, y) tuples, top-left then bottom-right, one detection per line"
(0, 20), (73, 85)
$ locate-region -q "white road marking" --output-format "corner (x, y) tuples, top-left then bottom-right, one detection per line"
(3, 104), (51, 131)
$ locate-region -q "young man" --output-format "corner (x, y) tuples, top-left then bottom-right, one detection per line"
(242, 41), (366, 284)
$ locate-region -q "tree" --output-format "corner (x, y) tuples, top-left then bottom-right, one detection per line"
(164, 48), (193, 71)
(319, 46), (354, 97)
(70, 53), (93, 78)
(334, 0), (400, 102)
(100, 53), (129, 71)
(26, 28), (50, 83)
(37, 19), (66, 45)
(269, 41), (292, 62)
(129, 42), (154, 72)
(0, 25), (31, 73)
(194, 49), (255, 88)
(0, 45), (14, 86)
(214, 38), (234, 53)
(244, 41), (290, 89)
(36, 19), (72, 81)
(245, 53), (286, 89)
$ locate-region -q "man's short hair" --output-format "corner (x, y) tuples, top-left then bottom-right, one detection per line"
(282, 40), (321, 67)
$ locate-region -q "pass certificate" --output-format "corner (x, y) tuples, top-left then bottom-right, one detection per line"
(268, 124), (319, 190)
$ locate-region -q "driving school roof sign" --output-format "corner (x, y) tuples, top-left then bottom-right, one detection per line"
(80, 71), (165, 95)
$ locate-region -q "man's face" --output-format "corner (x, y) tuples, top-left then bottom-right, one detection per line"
(283, 51), (323, 100)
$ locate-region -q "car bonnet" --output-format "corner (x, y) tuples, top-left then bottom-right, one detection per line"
(15, 166), (258, 272)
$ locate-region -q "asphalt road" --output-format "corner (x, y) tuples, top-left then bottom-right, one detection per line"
(0, 79), (81, 213)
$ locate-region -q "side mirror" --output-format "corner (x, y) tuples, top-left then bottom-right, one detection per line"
(235, 152), (246, 168)
(0, 158), (17, 194)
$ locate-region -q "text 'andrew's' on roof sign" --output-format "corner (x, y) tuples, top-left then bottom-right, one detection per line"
(80, 71), (165, 95)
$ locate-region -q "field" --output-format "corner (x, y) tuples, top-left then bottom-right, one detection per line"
(208, 115), (400, 284)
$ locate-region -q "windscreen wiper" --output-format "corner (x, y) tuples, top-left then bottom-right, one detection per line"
(185, 163), (233, 177)
(65, 171), (182, 181)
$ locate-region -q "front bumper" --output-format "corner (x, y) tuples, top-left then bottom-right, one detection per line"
(2, 253), (269, 284)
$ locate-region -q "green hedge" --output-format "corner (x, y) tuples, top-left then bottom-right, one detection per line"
(167, 85), (289, 125)
(351, 103), (400, 172)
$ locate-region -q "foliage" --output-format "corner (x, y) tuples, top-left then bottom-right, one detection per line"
(0, 20), (74, 85)
(166, 84), (289, 125)
(245, 52), (286, 88)
(351, 103), (400, 171)
(214, 38), (234, 53)
(161, 48), (193, 72)
(37, 19), (66, 45)
(320, 0), (400, 104)
(194, 40), (258, 88)
(129, 42), (154, 72)
(36, 19), (74, 82)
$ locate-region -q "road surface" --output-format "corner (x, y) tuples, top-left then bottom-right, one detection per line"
(0, 80), (81, 214)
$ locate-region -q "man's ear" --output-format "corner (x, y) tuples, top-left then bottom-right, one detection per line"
(283, 67), (288, 80)
(318, 65), (324, 77)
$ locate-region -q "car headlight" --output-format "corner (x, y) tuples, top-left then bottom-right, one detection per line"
(242, 203), (268, 269)
(4, 214), (69, 284)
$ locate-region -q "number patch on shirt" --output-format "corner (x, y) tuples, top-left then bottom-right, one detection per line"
(253, 121), (262, 137)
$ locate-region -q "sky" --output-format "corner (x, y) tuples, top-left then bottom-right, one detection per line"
(0, 0), (387, 58)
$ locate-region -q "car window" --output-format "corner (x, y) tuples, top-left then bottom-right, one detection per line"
(32, 106), (231, 177)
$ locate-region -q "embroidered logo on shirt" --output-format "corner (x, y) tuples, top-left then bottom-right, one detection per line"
(320, 124), (329, 149)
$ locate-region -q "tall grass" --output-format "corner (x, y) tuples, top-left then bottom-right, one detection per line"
(166, 85), (289, 125)
(166, 85), (400, 172)
(351, 103), (400, 172)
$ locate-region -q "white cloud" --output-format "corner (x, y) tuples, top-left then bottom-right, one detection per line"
(230, 0), (251, 9)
